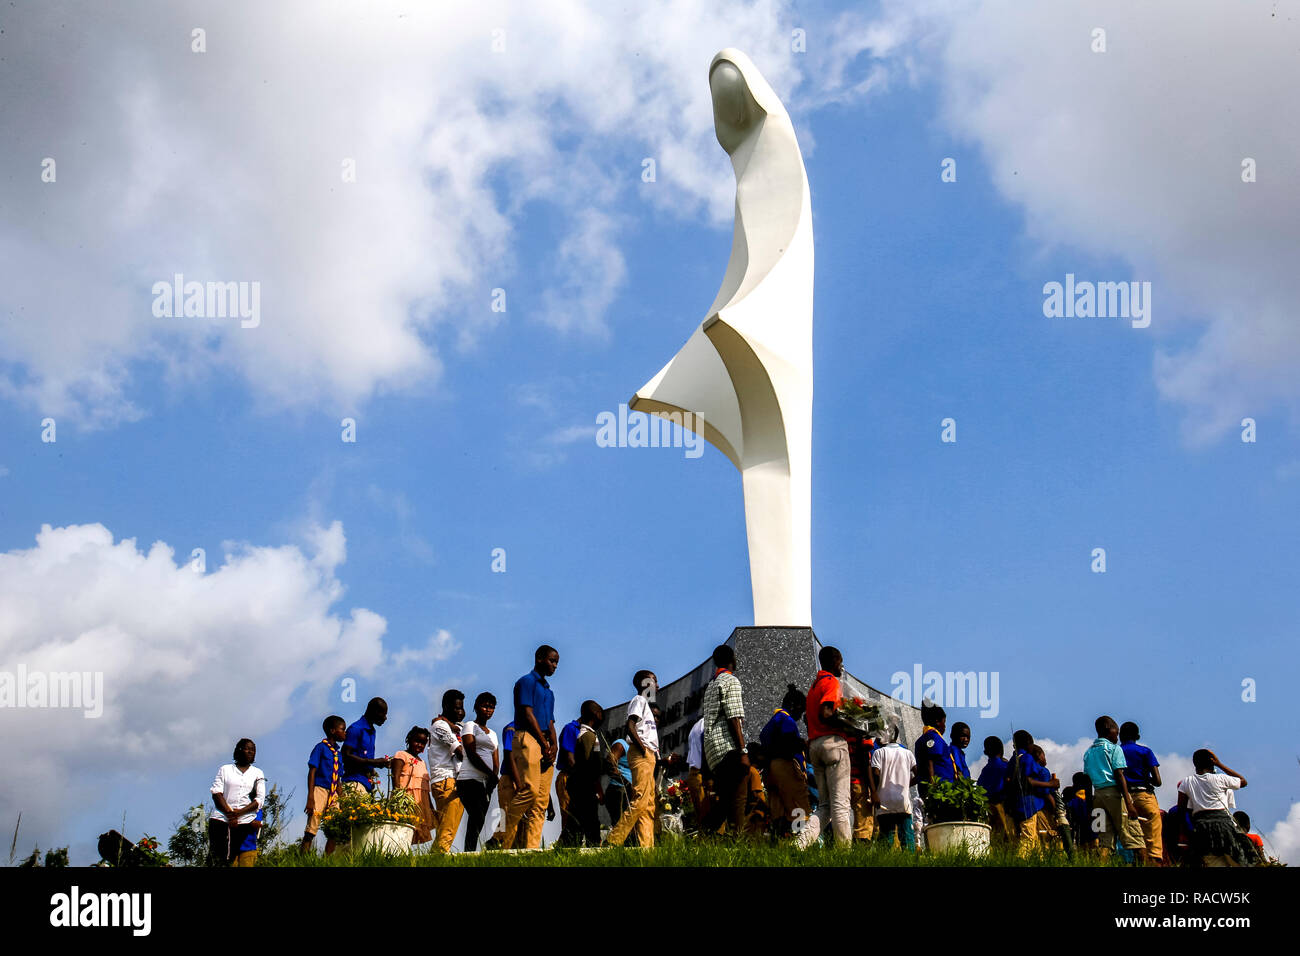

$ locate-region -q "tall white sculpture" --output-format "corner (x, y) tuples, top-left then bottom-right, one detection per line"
(631, 49), (813, 627)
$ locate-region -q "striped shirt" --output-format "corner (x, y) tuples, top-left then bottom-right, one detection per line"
(701, 669), (745, 770)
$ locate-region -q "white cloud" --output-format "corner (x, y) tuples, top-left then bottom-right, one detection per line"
(834, 0), (1300, 444)
(389, 629), (461, 669)
(0, 520), (387, 843)
(0, 0), (807, 426)
(1263, 800), (1300, 866)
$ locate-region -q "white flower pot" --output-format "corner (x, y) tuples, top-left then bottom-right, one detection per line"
(354, 822), (415, 854)
(923, 820), (991, 856)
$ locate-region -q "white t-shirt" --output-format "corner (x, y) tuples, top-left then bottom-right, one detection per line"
(687, 718), (704, 769)
(456, 721), (499, 783)
(427, 718), (463, 782)
(627, 694), (659, 754)
(1177, 771), (1242, 813)
(209, 763), (266, 824)
(871, 743), (917, 815)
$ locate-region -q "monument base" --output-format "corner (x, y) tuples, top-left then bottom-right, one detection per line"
(616, 626), (923, 758)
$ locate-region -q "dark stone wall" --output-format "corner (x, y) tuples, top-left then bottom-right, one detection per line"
(607, 626), (923, 756)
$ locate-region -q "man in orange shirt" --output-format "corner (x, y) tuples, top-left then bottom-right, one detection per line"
(806, 645), (853, 844)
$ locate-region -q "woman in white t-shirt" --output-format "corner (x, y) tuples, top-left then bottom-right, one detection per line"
(209, 738), (265, 866)
(1176, 749), (1254, 866)
(455, 692), (500, 852)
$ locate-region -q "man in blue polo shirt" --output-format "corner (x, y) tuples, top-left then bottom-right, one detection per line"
(341, 697), (391, 795)
(504, 644), (559, 849)
(1120, 721), (1162, 866)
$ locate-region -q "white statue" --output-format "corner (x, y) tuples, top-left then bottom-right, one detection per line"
(631, 49), (813, 627)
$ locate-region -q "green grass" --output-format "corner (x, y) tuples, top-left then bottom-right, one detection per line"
(254, 839), (1126, 868)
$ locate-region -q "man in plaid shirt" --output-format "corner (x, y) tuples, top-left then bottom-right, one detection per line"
(699, 644), (748, 834)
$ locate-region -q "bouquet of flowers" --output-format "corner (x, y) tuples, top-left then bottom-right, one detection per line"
(321, 786), (423, 842)
(658, 779), (688, 840)
(661, 778), (690, 813)
(835, 697), (886, 737)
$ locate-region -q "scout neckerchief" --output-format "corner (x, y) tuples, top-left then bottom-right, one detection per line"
(321, 737), (341, 796)
(923, 725), (960, 779)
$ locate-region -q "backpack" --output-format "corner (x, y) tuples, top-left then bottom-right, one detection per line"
(1002, 752), (1030, 822)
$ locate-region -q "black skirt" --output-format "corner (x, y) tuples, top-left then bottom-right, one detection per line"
(1187, 810), (1258, 866)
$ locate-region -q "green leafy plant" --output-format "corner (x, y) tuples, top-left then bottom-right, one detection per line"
(924, 776), (989, 825)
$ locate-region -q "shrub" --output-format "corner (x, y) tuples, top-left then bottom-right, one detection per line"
(925, 776), (989, 825)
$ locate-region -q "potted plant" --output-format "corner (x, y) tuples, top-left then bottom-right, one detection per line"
(922, 777), (992, 855)
(321, 785), (420, 854)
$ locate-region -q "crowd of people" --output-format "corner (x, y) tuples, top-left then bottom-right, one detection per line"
(204, 642), (1271, 867)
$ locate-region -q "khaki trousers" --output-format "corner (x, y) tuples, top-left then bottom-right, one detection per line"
(989, 803), (1016, 844)
(607, 746), (657, 847)
(764, 757), (811, 834)
(494, 773), (517, 846)
(555, 769), (571, 831)
(1016, 816), (1039, 857)
(852, 781), (875, 840)
(505, 732), (553, 849)
(1130, 790), (1163, 865)
(1093, 786), (1146, 852)
(810, 735), (853, 844)
(686, 768), (709, 822)
(430, 776), (463, 853)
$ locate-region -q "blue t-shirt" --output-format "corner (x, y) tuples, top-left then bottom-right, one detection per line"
(342, 716), (377, 791)
(759, 709), (803, 759)
(1005, 749), (1046, 819)
(610, 738), (633, 785)
(501, 721), (515, 752)
(1082, 738), (1127, 789)
(559, 719), (581, 757)
(307, 739), (342, 793)
(916, 728), (956, 783)
(1120, 741), (1159, 789)
(977, 755), (1007, 797)
(951, 744), (971, 780)
(513, 669), (555, 736)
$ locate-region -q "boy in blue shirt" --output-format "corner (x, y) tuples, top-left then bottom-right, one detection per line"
(555, 715), (583, 838)
(949, 722), (971, 779)
(1119, 721), (1162, 866)
(977, 736), (1011, 843)
(1003, 730), (1057, 857)
(301, 715), (346, 853)
(487, 720), (518, 849)
(234, 809), (263, 867)
(914, 703), (956, 797)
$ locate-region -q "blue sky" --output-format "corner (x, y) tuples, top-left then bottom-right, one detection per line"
(2, 0), (1298, 863)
